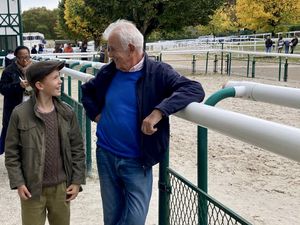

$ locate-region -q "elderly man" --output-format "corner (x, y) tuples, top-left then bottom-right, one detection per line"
(81, 19), (205, 225)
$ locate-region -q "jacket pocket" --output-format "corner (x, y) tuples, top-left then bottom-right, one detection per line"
(18, 122), (38, 148)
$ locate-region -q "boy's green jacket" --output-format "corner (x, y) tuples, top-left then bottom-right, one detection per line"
(5, 96), (86, 198)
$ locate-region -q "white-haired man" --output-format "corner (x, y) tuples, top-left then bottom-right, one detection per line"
(81, 19), (205, 225)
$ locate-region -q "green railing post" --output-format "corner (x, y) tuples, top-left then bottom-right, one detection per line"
(278, 56), (282, 81)
(192, 54), (196, 74)
(228, 52), (232, 76)
(246, 54), (250, 78)
(213, 54), (218, 73)
(79, 64), (93, 175)
(159, 52), (162, 62)
(226, 53), (229, 75)
(198, 87), (236, 225)
(205, 51), (209, 74)
(252, 57), (256, 78)
(221, 43), (224, 74)
(284, 58), (288, 82)
(159, 151), (170, 225)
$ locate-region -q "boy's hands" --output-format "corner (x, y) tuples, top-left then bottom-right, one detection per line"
(66, 184), (80, 201)
(17, 185), (32, 200)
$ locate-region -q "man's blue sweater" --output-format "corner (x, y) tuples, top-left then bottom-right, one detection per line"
(96, 70), (143, 157)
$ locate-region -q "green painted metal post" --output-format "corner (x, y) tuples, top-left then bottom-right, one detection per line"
(228, 53), (232, 76)
(278, 56), (282, 81)
(284, 58), (288, 82)
(213, 54), (218, 73)
(205, 52), (209, 74)
(221, 43), (224, 74)
(226, 54), (229, 75)
(159, 53), (162, 62)
(246, 54), (250, 78)
(159, 151), (170, 225)
(198, 87), (236, 225)
(192, 54), (196, 74)
(79, 64), (93, 174)
(252, 57), (256, 78)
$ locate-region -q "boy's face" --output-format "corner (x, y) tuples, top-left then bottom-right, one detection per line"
(37, 70), (62, 97)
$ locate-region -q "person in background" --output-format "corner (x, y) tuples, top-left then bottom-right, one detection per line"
(38, 44), (44, 54)
(0, 46), (32, 155)
(284, 39), (290, 54)
(80, 43), (88, 60)
(4, 50), (15, 68)
(31, 45), (37, 54)
(277, 35), (284, 53)
(290, 35), (298, 54)
(64, 43), (74, 53)
(265, 36), (273, 53)
(5, 61), (86, 225)
(81, 19), (205, 225)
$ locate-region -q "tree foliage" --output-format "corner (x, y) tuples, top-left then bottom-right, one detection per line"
(22, 7), (59, 39)
(61, 0), (224, 45)
(236, 0), (300, 33)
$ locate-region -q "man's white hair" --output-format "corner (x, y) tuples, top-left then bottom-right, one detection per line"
(103, 19), (144, 54)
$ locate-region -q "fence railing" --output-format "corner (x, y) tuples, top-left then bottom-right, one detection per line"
(33, 56), (300, 225)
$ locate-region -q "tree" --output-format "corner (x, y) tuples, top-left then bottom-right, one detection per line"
(22, 7), (59, 39)
(205, 4), (239, 36)
(61, 0), (224, 46)
(236, 0), (300, 33)
(55, 0), (81, 40)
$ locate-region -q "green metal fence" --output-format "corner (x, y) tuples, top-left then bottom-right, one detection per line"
(168, 168), (250, 225)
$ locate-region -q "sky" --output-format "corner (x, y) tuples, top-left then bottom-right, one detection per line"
(20, 0), (60, 11)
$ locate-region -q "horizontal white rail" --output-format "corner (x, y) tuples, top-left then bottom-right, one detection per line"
(60, 67), (94, 82)
(175, 103), (300, 163)
(224, 81), (300, 109)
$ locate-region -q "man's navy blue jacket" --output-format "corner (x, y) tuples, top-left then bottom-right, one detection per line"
(81, 54), (205, 167)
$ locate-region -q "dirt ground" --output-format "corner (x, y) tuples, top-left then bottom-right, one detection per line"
(0, 72), (300, 225)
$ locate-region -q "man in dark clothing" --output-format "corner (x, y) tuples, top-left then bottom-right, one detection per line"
(0, 46), (32, 155)
(81, 19), (205, 225)
(31, 45), (37, 54)
(290, 35), (298, 54)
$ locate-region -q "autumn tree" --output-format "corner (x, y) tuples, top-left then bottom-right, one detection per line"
(236, 0), (300, 34)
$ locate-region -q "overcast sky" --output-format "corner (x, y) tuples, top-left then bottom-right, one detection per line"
(20, 0), (60, 11)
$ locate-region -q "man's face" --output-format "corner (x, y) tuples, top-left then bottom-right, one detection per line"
(16, 49), (31, 67)
(107, 33), (131, 71)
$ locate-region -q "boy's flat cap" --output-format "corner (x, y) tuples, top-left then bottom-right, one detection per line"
(26, 61), (64, 87)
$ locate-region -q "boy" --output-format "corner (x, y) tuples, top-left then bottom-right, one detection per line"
(5, 61), (86, 225)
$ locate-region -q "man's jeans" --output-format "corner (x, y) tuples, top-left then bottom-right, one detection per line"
(96, 147), (153, 225)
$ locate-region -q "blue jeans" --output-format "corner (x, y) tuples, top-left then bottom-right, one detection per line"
(96, 147), (153, 225)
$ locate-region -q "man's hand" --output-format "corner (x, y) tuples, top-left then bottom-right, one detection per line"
(17, 185), (32, 200)
(20, 79), (29, 89)
(141, 109), (163, 135)
(66, 184), (80, 201)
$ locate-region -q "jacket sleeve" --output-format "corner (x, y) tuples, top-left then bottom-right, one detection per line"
(5, 110), (25, 189)
(154, 64), (205, 117)
(81, 77), (101, 121)
(0, 69), (24, 96)
(69, 112), (86, 185)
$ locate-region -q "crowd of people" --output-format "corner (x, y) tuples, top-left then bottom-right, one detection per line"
(265, 34), (299, 54)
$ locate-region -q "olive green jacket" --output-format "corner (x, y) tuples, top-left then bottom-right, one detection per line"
(5, 96), (86, 198)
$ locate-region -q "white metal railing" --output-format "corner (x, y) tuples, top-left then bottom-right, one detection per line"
(176, 102), (300, 163)
(224, 81), (300, 109)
